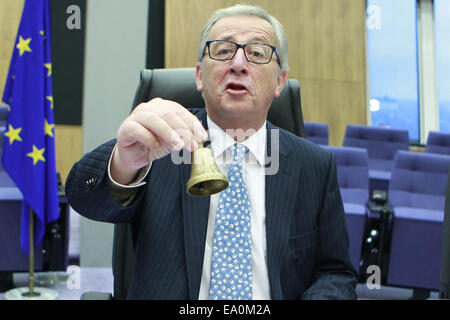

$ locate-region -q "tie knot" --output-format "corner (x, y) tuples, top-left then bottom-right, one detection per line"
(230, 143), (248, 163)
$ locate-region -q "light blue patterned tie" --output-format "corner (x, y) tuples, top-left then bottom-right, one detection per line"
(209, 143), (252, 300)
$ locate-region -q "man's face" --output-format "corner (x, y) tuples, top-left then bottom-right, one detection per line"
(196, 15), (287, 130)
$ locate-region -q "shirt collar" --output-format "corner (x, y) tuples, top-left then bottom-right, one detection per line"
(206, 115), (267, 166)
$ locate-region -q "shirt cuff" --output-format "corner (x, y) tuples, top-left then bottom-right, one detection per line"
(107, 144), (152, 206)
(107, 143), (152, 188)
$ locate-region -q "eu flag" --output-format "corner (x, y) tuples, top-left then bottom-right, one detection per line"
(2, 0), (59, 255)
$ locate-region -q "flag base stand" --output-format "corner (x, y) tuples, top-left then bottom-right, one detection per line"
(4, 287), (58, 300)
(4, 208), (58, 300)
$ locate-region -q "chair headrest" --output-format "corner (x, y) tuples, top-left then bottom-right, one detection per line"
(389, 151), (450, 210)
(427, 131), (450, 145)
(343, 124), (409, 159)
(323, 145), (369, 167)
(426, 131), (450, 155)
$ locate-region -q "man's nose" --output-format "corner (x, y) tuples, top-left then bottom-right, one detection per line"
(230, 48), (249, 74)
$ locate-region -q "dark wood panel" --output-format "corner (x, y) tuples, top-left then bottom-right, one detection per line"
(50, 0), (86, 125)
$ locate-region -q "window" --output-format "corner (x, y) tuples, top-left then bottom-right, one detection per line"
(367, 0), (420, 142)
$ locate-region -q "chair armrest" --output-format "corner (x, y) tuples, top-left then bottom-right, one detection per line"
(80, 291), (113, 300)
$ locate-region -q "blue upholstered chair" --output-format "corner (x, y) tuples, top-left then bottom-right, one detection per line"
(425, 131), (450, 155)
(304, 122), (329, 145)
(343, 124), (409, 195)
(322, 145), (369, 274)
(386, 151), (450, 292)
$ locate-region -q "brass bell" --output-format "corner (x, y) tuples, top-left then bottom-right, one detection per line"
(186, 144), (228, 196)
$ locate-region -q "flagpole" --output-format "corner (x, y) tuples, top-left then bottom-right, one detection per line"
(22, 208), (40, 298)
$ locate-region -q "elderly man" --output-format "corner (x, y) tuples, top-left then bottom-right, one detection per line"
(66, 4), (357, 300)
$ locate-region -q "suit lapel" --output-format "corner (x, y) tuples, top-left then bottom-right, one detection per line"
(181, 108), (210, 299)
(264, 123), (302, 299)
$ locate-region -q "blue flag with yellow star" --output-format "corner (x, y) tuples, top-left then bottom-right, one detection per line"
(2, 0), (59, 255)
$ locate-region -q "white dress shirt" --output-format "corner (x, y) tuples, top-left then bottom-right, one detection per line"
(108, 115), (271, 300)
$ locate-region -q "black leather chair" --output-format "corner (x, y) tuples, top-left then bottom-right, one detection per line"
(82, 67), (304, 299)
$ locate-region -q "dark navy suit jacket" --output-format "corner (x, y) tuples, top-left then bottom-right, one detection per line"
(66, 108), (357, 299)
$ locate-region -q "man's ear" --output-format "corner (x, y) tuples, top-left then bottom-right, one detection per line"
(195, 63), (203, 93)
(274, 70), (287, 98)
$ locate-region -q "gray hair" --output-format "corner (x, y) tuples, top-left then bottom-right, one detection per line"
(197, 4), (289, 71)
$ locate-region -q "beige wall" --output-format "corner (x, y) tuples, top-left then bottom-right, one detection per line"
(0, 0), (82, 184)
(165, 0), (367, 146)
(54, 125), (83, 184)
(0, 0), (24, 100)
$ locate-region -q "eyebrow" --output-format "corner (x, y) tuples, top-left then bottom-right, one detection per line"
(219, 35), (270, 44)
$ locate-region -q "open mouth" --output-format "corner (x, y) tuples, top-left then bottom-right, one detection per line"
(225, 82), (248, 93)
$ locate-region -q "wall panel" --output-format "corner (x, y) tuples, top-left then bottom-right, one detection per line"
(0, 0), (24, 100)
(55, 125), (82, 184)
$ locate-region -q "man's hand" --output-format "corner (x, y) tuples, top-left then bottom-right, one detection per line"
(111, 98), (208, 185)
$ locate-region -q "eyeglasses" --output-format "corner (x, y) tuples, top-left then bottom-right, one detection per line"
(204, 40), (280, 66)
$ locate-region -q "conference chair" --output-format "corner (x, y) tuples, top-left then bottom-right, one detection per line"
(425, 131), (450, 155)
(322, 146), (369, 275)
(304, 122), (329, 145)
(343, 124), (409, 196)
(81, 67), (305, 300)
(385, 151), (450, 297)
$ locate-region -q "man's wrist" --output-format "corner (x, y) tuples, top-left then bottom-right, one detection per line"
(108, 144), (151, 188)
